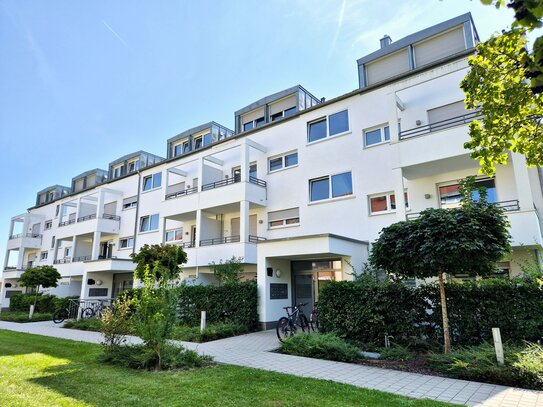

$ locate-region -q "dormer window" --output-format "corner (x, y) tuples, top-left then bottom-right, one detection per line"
(194, 137), (203, 150)
(113, 165), (122, 178)
(127, 159), (139, 173)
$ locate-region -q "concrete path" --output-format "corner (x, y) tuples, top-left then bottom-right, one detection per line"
(1, 321), (542, 407)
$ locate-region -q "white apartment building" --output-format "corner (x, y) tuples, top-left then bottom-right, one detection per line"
(2, 13), (543, 328)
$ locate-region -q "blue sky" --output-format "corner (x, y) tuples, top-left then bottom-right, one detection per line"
(0, 1), (519, 266)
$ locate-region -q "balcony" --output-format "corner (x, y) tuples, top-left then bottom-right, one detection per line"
(56, 213), (121, 238)
(6, 233), (42, 251)
(399, 110), (483, 140)
(200, 235), (241, 246)
(9, 232), (42, 240)
(406, 200), (521, 220)
(165, 186), (198, 200)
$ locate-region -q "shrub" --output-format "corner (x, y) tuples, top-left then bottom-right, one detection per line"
(9, 293), (79, 313)
(100, 343), (213, 370)
(427, 342), (543, 390)
(280, 333), (361, 362)
(176, 280), (258, 330)
(101, 296), (133, 349)
(379, 345), (413, 361)
(171, 322), (250, 343)
(0, 311), (51, 322)
(64, 318), (103, 332)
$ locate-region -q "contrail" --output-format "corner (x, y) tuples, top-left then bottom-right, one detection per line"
(102, 20), (130, 49)
(328, 0), (347, 58)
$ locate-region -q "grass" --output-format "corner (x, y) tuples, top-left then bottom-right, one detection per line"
(63, 318), (102, 331)
(0, 329), (458, 406)
(0, 311), (52, 322)
(171, 322), (251, 342)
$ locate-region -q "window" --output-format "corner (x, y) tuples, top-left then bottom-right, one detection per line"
(64, 247), (71, 257)
(439, 178), (496, 209)
(88, 288), (108, 297)
(120, 237), (134, 249)
(255, 117), (265, 127)
(122, 196), (138, 210)
(369, 192), (409, 214)
(140, 214), (159, 232)
(173, 143), (183, 157)
(142, 172), (162, 191)
(40, 251), (48, 261)
(243, 116), (265, 132)
(268, 151), (298, 172)
(307, 110), (349, 143)
(47, 191), (55, 201)
(203, 132), (212, 146)
(113, 165), (122, 178)
(127, 160), (139, 173)
(183, 140), (190, 153)
(51, 236), (55, 249)
(364, 125), (390, 146)
(165, 228), (183, 242)
(44, 220), (53, 230)
(243, 121), (254, 131)
(309, 172), (353, 202)
(268, 208), (300, 228)
(194, 137), (203, 150)
(55, 205), (60, 217)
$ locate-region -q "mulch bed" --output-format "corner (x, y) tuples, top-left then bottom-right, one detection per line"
(355, 354), (447, 377)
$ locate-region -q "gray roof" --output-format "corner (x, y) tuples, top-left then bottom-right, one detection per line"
(357, 13), (478, 66)
(234, 85), (319, 117)
(167, 121), (233, 145)
(71, 168), (108, 182)
(108, 150), (164, 167)
(36, 184), (71, 195)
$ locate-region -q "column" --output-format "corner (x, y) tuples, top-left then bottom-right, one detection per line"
(72, 236), (78, 261)
(75, 197), (82, 220)
(195, 209), (202, 248)
(240, 200), (250, 243)
(8, 220), (14, 238)
(96, 190), (105, 219)
(91, 231), (101, 260)
(22, 215), (30, 237)
(393, 168), (407, 221)
(240, 141), (249, 182)
(387, 92), (400, 143)
(511, 153), (534, 211)
(53, 239), (61, 263)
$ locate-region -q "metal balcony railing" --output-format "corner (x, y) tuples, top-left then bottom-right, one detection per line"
(53, 258), (71, 264)
(102, 214), (121, 221)
(249, 176), (267, 188)
(72, 255), (91, 262)
(248, 235), (267, 243)
(399, 109), (483, 140)
(165, 186), (199, 200)
(199, 235), (241, 246)
(180, 242), (195, 249)
(59, 219), (76, 227)
(3, 265), (27, 271)
(8, 233), (42, 239)
(77, 214), (96, 222)
(201, 176), (240, 191)
(406, 200), (521, 220)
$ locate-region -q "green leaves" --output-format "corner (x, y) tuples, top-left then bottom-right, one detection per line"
(130, 244), (187, 282)
(18, 266), (61, 290)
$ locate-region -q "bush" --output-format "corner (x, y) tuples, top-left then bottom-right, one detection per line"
(64, 318), (103, 331)
(171, 322), (250, 343)
(379, 345), (413, 361)
(318, 279), (543, 347)
(176, 281), (258, 330)
(9, 293), (79, 313)
(280, 333), (361, 362)
(101, 343), (213, 370)
(0, 311), (52, 322)
(427, 342), (543, 389)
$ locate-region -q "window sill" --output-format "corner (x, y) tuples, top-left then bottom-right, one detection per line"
(364, 140), (391, 149)
(308, 194), (356, 206)
(268, 223), (300, 231)
(369, 208), (411, 217)
(306, 131), (352, 146)
(122, 206), (137, 211)
(268, 164), (298, 175)
(118, 247), (133, 251)
(141, 187), (161, 194)
(138, 230), (159, 235)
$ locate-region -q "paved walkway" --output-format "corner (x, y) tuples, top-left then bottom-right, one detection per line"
(1, 321), (542, 407)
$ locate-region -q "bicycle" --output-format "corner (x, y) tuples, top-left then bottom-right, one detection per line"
(309, 302), (319, 332)
(52, 299), (80, 323)
(81, 300), (109, 319)
(276, 303), (310, 342)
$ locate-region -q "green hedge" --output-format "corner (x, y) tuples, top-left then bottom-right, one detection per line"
(319, 279), (543, 347)
(176, 281), (258, 329)
(9, 294), (79, 313)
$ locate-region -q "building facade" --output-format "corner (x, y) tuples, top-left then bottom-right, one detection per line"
(2, 13), (543, 327)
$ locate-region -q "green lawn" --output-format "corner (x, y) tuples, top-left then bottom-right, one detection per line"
(0, 330), (459, 407)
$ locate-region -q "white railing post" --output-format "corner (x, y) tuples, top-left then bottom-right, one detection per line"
(200, 310), (207, 333)
(492, 327), (504, 365)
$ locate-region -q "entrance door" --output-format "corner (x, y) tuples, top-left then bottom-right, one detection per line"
(99, 242), (112, 259)
(191, 225), (197, 247)
(112, 273), (134, 298)
(294, 274), (314, 317)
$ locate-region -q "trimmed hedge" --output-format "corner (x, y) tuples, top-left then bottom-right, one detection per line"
(280, 333), (361, 362)
(176, 281), (258, 329)
(319, 279), (543, 347)
(9, 294), (79, 313)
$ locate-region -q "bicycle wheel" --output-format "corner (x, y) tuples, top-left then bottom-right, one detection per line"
(81, 307), (95, 319)
(299, 314), (310, 332)
(52, 308), (68, 324)
(276, 317), (294, 342)
(309, 312), (319, 332)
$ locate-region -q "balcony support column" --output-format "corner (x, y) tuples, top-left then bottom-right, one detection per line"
(387, 91), (400, 143)
(72, 236), (78, 261)
(511, 153), (534, 211)
(241, 141), (250, 183)
(91, 231), (101, 260)
(195, 209), (202, 248)
(96, 191), (105, 219)
(53, 238), (61, 263)
(76, 197), (82, 220)
(393, 168), (407, 221)
(240, 200), (250, 243)
(80, 273), (89, 302)
(8, 220), (14, 238)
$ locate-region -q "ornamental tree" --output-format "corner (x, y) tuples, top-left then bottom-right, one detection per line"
(130, 244), (187, 282)
(18, 265), (61, 308)
(369, 177), (511, 353)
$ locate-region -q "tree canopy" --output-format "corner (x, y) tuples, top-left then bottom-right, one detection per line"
(461, 0), (543, 175)
(130, 244), (187, 282)
(18, 265), (61, 290)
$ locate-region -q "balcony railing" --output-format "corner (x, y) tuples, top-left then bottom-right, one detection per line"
(73, 255), (91, 262)
(406, 200), (521, 220)
(180, 242), (195, 249)
(399, 109), (483, 140)
(200, 235), (241, 246)
(53, 258), (71, 264)
(59, 219), (76, 227)
(201, 177), (240, 191)
(9, 232), (42, 239)
(3, 265), (27, 271)
(75, 213), (121, 223)
(249, 176), (267, 188)
(102, 214), (121, 221)
(249, 235), (267, 243)
(165, 186), (199, 200)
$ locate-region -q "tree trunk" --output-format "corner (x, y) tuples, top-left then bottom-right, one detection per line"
(438, 271), (451, 354)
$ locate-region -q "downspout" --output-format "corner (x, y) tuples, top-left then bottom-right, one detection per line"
(131, 170), (142, 255)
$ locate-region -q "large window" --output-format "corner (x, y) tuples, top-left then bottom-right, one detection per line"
(44, 220), (52, 230)
(142, 172), (162, 192)
(165, 228), (183, 242)
(268, 151), (298, 172)
(243, 117), (265, 132)
(40, 251), (48, 261)
(364, 125), (390, 147)
(439, 178), (496, 209)
(173, 143), (183, 157)
(140, 214), (159, 232)
(309, 172), (353, 202)
(268, 208), (300, 228)
(119, 237), (134, 249)
(122, 196), (138, 210)
(113, 165), (122, 178)
(271, 106), (297, 122)
(307, 110), (349, 143)
(369, 192), (409, 214)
